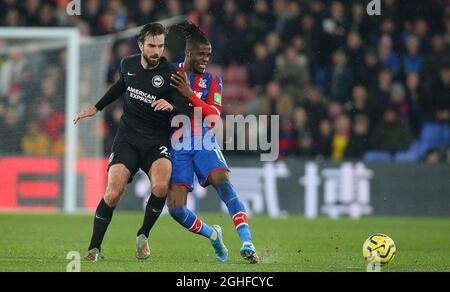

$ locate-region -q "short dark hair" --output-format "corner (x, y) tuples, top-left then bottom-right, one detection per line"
(174, 21), (210, 49)
(138, 22), (166, 43)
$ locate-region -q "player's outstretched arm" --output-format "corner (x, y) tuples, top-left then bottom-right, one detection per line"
(73, 106), (99, 124)
(75, 57), (127, 125)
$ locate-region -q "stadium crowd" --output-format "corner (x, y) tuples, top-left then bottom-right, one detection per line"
(0, 0), (449, 163)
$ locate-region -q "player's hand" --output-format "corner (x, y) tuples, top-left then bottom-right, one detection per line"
(73, 106), (98, 124)
(152, 99), (173, 112)
(170, 72), (194, 98)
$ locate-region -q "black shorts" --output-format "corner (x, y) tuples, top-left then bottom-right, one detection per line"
(108, 134), (171, 183)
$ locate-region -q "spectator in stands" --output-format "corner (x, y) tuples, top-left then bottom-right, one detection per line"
(133, 0), (157, 26)
(0, 110), (23, 154)
(281, 0), (302, 42)
(370, 107), (413, 152)
(274, 46), (310, 103)
(322, 0), (347, 53)
(356, 50), (380, 91)
(345, 84), (374, 125)
(272, 0), (290, 36)
(349, 2), (370, 41)
(0, 0), (21, 19)
(296, 131), (315, 158)
(388, 82), (421, 135)
(423, 63), (450, 123)
(24, 0), (42, 26)
(406, 72), (422, 104)
(248, 42), (275, 95)
(21, 121), (51, 156)
(314, 118), (333, 158)
(37, 101), (65, 142)
(379, 18), (402, 54)
(327, 49), (353, 104)
(248, 0), (274, 40)
(258, 81), (294, 117)
(81, 0), (103, 33)
(95, 10), (118, 35)
(300, 13), (323, 68)
(5, 84), (25, 123)
(418, 63), (450, 154)
(301, 85), (327, 135)
(3, 8), (24, 26)
(0, 47), (25, 97)
(292, 107), (309, 136)
(51, 127), (83, 156)
(345, 114), (370, 159)
(159, 0), (183, 20)
(38, 2), (58, 27)
(413, 19), (430, 52)
(375, 68), (394, 106)
(279, 116), (296, 159)
(378, 35), (400, 76)
(265, 32), (282, 58)
(332, 114), (351, 161)
(38, 77), (64, 112)
(223, 13), (253, 65)
(423, 34), (448, 87)
(403, 35), (424, 74)
(346, 31), (364, 76)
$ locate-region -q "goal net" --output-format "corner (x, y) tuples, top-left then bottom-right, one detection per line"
(0, 28), (106, 212)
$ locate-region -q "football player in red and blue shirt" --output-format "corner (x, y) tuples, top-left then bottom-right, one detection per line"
(168, 22), (259, 263)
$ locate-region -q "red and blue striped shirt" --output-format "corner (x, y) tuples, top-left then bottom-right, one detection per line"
(177, 63), (223, 136)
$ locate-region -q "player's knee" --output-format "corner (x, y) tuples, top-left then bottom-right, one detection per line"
(104, 191), (121, 207)
(104, 184), (125, 207)
(152, 181), (169, 198)
(209, 171), (230, 188)
(211, 176), (230, 189)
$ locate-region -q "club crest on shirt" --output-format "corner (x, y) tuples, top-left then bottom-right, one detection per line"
(194, 91), (203, 99)
(152, 75), (164, 88)
(198, 78), (207, 89)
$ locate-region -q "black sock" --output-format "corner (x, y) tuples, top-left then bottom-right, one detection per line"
(88, 198), (115, 251)
(137, 194), (167, 237)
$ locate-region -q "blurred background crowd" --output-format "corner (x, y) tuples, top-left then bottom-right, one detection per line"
(0, 0), (449, 163)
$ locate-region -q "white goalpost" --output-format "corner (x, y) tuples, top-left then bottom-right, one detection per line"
(0, 28), (80, 213)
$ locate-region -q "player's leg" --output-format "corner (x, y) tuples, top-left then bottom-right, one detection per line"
(194, 144), (259, 263)
(208, 169), (259, 263)
(167, 149), (216, 241)
(135, 157), (171, 259)
(85, 163), (131, 261)
(167, 184), (228, 262)
(85, 139), (139, 261)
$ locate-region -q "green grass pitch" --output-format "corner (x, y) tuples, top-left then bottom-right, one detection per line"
(0, 213), (449, 272)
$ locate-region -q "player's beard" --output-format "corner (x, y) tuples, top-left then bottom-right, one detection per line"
(143, 54), (160, 69)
